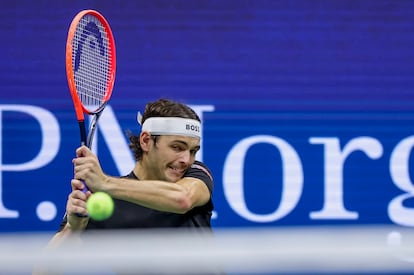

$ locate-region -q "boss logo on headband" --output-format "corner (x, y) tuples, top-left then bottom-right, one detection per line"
(186, 124), (200, 132)
(141, 117), (201, 138)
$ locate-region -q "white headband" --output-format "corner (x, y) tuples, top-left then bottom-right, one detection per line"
(138, 114), (201, 138)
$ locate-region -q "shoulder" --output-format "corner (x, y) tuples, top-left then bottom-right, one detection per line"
(185, 161), (214, 193)
(189, 161), (213, 182)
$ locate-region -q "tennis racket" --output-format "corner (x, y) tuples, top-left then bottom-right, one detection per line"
(66, 9), (116, 193)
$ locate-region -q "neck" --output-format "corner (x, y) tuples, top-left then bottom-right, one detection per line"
(133, 160), (154, 180)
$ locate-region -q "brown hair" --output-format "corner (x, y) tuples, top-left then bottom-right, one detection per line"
(128, 98), (201, 161)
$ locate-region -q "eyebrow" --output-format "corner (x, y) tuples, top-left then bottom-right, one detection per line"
(171, 139), (200, 151)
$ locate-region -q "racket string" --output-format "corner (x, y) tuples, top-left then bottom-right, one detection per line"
(72, 14), (113, 111)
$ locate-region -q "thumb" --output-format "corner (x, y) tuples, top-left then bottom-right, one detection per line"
(76, 145), (92, 157)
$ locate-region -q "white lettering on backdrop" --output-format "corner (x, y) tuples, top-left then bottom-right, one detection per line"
(0, 104), (413, 227)
(309, 137), (383, 219)
(0, 105), (59, 218)
(223, 135), (303, 222)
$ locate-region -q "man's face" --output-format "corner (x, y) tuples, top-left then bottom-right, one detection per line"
(146, 135), (200, 182)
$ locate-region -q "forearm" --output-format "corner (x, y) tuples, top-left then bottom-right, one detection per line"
(32, 222), (85, 275)
(47, 221), (86, 248)
(102, 177), (203, 214)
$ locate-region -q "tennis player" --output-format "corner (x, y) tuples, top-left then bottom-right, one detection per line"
(63, 98), (214, 232)
(33, 99), (216, 275)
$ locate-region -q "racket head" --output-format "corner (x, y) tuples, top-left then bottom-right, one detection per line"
(66, 9), (116, 120)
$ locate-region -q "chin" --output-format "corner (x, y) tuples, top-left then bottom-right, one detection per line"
(166, 171), (182, 182)
(165, 167), (183, 181)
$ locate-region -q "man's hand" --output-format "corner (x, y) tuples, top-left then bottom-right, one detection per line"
(65, 178), (91, 230)
(73, 146), (108, 193)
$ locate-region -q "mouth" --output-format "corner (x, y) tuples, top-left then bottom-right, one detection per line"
(168, 166), (185, 177)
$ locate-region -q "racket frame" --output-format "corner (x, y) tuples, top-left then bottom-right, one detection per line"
(65, 9), (116, 200)
(66, 9), (116, 148)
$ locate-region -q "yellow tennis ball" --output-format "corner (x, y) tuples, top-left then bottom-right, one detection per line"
(86, 192), (114, 221)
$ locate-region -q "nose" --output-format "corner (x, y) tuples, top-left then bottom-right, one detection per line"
(178, 150), (192, 166)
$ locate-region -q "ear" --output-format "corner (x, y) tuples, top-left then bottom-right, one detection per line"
(139, 131), (152, 152)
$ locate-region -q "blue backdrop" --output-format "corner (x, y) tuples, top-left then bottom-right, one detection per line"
(1, 0), (414, 232)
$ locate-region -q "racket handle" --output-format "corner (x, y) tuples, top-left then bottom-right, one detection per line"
(76, 121), (90, 216)
(75, 180), (89, 218)
(81, 179), (89, 193)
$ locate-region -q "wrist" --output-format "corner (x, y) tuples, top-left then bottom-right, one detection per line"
(101, 174), (112, 193)
(66, 216), (89, 232)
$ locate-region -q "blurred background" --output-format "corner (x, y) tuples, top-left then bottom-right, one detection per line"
(3, 1), (414, 273)
(1, 0), (414, 263)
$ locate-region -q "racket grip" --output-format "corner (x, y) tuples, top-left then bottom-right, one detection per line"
(75, 180), (89, 218)
(81, 179), (89, 193)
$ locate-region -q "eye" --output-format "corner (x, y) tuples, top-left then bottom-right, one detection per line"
(171, 144), (184, 152)
(190, 148), (200, 156)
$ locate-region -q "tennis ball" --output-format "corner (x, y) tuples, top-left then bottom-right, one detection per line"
(86, 192), (114, 221)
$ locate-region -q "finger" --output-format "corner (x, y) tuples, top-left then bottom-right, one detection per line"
(73, 156), (95, 174)
(69, 188), (88, 201)
(73, 160), (94, 181)
(72, 154), (90, 166)
(67, 189), (89, 211)
(71, 179), (87, 191)
(67, 202), (88, 217)
(76, 145), (93, 158)
(75, 145), (86, 157)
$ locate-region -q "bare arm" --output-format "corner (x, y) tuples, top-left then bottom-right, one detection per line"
(70, 175), (210, 214)
(31, 217), (87, 275)
(34, 178), (91, 265)
(73, 146), (211, 213)
(104, 176), (210, 213)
